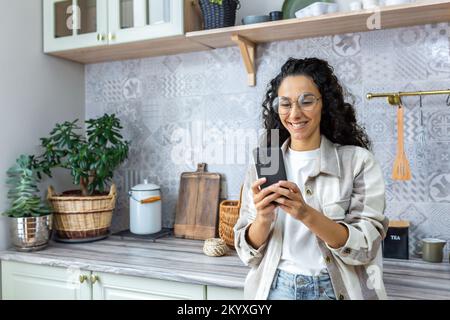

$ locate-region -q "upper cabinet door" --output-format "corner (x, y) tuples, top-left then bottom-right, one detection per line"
(43, 0), (108, 52)
(107, 0), (184, 44)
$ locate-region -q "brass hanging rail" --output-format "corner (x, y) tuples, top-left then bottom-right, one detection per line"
(366, 89), (450, 106)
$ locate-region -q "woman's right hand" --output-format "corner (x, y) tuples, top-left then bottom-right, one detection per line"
(251, 177), (280, 225)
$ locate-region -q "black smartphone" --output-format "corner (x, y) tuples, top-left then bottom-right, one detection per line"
(253, 147), (287, 190)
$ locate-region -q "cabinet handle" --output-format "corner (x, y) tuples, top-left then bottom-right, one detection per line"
(97, 33), (106, 41)
(108, 33), (116, 41)
(79, 274), (88, 283)
(90, 274), (100, 284)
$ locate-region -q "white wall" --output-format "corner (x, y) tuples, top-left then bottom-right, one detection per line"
(0, 1), (85, 250)
(236, 0), (284, 24)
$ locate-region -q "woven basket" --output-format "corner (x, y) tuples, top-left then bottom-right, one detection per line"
(199, 0), (240, 29)
(47, 184), (116, 240)
(218, 185), (243, 249)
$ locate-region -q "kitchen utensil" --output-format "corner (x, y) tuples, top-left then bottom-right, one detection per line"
(282, 0), (333, 19)
(174, 163), (221, 240)
(203, 238), (228, 257)
(242, 15), (270, 25)
(417, 95), (426, 146)
(392, 104), (412, 180)
(269, 11), (283, 21)
(421, 238), (447, 263)
(129, 179), (162, 235)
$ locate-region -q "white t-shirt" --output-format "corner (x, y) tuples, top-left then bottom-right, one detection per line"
(277, 146), (327, 276)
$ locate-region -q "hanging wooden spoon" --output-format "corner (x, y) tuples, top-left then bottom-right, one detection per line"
(392, 104), (412, 180)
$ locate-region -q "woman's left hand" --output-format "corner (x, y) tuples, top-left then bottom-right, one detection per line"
(272, 180), (310, 221)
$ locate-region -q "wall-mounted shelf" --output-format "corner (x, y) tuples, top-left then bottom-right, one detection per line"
(187, 1), (450, 49)
(186, 0), (450, 85)
(47, 1), (450, 84)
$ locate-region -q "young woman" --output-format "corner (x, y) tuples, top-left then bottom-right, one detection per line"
(234, 57), (389, 300)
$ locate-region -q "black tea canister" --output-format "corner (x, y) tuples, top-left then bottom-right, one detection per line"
(383, 220), (410, 260)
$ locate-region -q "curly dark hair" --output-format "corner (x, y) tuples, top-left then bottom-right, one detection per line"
(262, 57), (371, 150)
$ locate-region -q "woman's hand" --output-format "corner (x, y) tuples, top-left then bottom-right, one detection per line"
(251, 177), (281, 225)
(272, 180), (310, 221)
(245, 177), (282, 250)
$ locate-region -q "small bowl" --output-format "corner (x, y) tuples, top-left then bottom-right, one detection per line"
(242, 15), (270, 25)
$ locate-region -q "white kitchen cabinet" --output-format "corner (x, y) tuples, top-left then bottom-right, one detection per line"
(1, 261), (91, 300)
(43, 0), (108, 52)
(108, 0), (183, 45)
(1, 261), (206, 300)
(206, 286), (245, 300)
(92, 272), (206, 300)
(44, 0), (197, 53)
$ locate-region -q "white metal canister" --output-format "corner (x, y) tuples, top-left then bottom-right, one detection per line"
(129, 179), (162, 235)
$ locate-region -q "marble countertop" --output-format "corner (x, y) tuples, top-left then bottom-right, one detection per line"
(1, 235), (449, 298)
(0, 235), (249, 289)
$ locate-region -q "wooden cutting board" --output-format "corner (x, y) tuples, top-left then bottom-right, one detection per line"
(174, 163), (221, 240)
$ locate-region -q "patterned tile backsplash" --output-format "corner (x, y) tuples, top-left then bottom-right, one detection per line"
(86, 23), (450, 256)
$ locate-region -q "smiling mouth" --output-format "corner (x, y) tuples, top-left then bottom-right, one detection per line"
(288, 121), (309, 130)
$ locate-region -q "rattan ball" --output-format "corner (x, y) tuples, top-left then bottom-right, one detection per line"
(203, 238), (228, 257)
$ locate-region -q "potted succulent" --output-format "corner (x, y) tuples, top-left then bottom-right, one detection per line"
(32, 113), (129, 242)
(199, 0), (241, 29)
(2, 155), (53, 251)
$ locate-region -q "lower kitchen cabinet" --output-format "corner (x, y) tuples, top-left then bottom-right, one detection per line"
(1, 261), (206, 300)
(92, 271), (205, 300)
(1, 261), (91, 300)
(206, 286), (244, 300)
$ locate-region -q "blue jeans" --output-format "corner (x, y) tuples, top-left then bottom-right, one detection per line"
(267, 269), (337, 300)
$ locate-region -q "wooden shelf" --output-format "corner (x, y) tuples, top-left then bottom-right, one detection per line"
(48, 1), (450, 72)
(186, 0), (450, 86)
(186, 1), (450, 48)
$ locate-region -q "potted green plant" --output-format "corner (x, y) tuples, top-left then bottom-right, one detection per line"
(32, 113), (129, 241)
(2, 155), (53, 251)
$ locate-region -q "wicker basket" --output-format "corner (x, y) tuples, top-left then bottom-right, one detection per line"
(218, 185), (243, 249)
(199, 0), (240, 30)
(47, 184), (116, 240)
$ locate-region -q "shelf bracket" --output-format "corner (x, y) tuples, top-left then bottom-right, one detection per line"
(231, 35), (256, 87)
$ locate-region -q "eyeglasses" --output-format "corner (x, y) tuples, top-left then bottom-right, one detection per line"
(272, 93), (322, 115)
